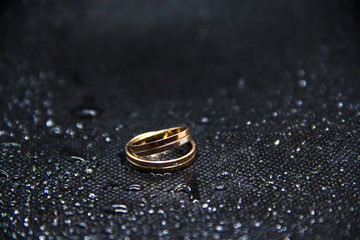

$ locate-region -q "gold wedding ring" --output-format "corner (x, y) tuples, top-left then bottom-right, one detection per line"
(125, 126), (196, 171)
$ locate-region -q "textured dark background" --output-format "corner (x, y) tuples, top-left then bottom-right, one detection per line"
(1, 0), (360, 239)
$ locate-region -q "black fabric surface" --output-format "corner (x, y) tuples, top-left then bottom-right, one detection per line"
(1, 1), (360, 239)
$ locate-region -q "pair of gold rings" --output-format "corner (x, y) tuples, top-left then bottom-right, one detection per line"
(125, 126), (196, 171)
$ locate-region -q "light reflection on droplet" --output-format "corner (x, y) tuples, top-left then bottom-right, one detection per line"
(46, 119), (55, 127)
(298, 79), (307, 88)
(0, 169), (9, 178)
(201, 117), (209, 123)
(128, 184), (142, 191)
(112, 204), (128, 213)
(70, 156), (86, 162)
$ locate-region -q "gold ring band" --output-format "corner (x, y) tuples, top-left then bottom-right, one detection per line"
(125, 140), (196, 170)
(128, 126), (190, 155)
(124, 126), (196, 171)
(130, 134), (193, 157)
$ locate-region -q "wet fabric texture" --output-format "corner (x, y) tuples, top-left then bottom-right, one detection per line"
(1, 1), (360, 239)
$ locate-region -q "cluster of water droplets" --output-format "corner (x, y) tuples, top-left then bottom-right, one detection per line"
(1, 60), (359, 239)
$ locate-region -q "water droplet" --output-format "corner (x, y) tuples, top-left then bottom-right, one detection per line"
(337, 102), (343, 108)
(60, 182), (72, 191)
(12, 174), (21, 181)
(70, 156), (86, 162)
(112, 204), (128, 213)
(128, 184), (142, 191)
(296, 100), (303, 106)
(43, 99), (51, 107)
(214, 183), (226, 190)
(85, 168), (93, 174)
(1, 142), (21, 147)
(215, 225), (223, 231)
(24, 217), (29, 227)
(76, 122), (84, 129)
(71, 97), (103, 119)
(46, 119), (55, 127)
(61, 147), (86, 163)
(171, 183), (194, 201)
(0, 169), (9, 178)
(47, 109), (54, 115)
(298, 79), (307, 88)
(66, 128), (75, 136)
(216, 171), (230, 177)
(272, 112), (278, 117)
(82, 109), (98, 117)
(297, 69), (306, 77)
(238, 78), (245, 89)
(129, 112), (139, 118)
(88, 193), (97, 198)
(48, 126), (63, 136)
(234, 222), (242, 229)
(115, 124), (124, 131)
(274, 139), (280, 145)
(200, 117), (209, 123)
